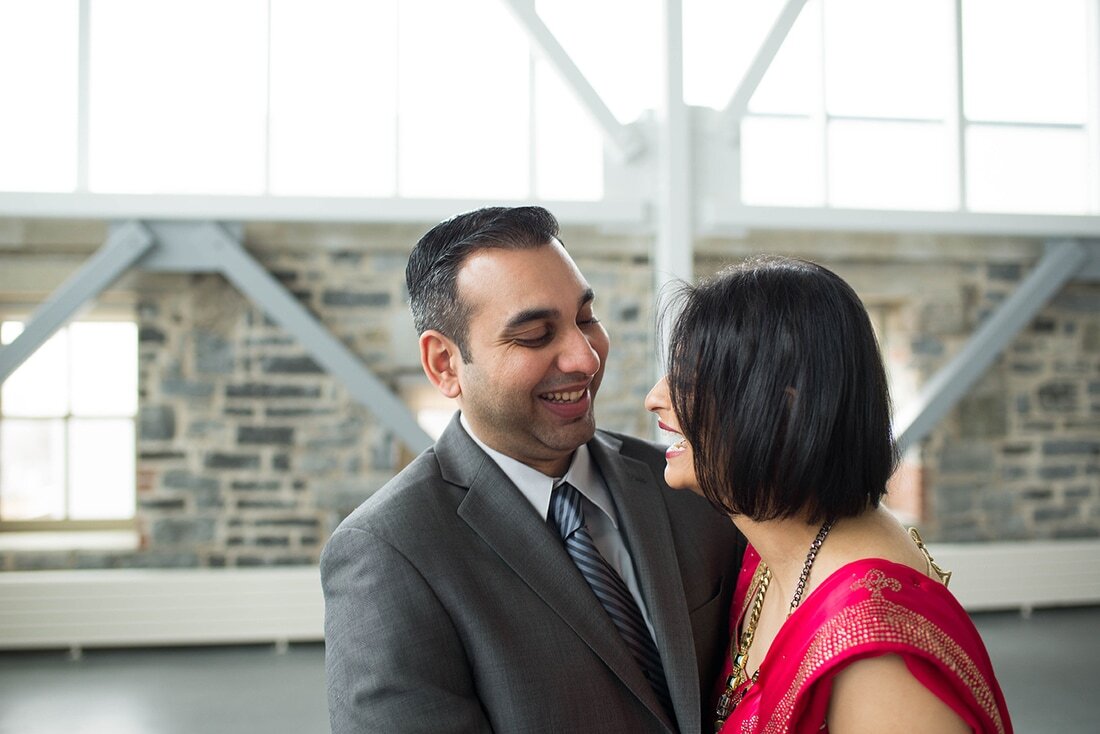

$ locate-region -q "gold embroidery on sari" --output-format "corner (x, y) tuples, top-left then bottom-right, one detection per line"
(761, 568), (1005, 734)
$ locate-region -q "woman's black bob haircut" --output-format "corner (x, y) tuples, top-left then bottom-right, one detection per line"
(665, 255), (898, 524)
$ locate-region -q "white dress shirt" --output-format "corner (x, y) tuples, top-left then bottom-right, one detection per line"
(460, 414), (657, 636)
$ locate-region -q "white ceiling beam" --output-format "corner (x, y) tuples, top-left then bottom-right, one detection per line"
(720, 0), (808, 134)
(499, 0), (645, 161)
(703, 204), (1100, 238)
(0, 193), (647, 228)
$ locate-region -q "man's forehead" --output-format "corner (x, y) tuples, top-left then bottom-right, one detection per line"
(456, 246), (593, 323)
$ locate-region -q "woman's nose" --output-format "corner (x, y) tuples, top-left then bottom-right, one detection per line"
(644, 375), (670, 413)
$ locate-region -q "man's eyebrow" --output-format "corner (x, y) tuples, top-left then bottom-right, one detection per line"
(503, 289), (595, 330)
(504, 307), (557, 330)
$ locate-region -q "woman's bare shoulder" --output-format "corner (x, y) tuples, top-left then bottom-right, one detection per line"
(826, 653), (969, 734)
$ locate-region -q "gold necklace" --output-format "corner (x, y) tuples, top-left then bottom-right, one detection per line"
(713, 520), (833, 732)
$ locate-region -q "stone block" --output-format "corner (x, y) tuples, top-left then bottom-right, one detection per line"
(140, 405), (176, 441)
(260, 356), (323, 374)
(138, 497), (187, 511)
(1038, 465), (1078, 480)
(958, 394), (1007, 439)
(1038, 381), (1077, 412)
(1051, 525), (1100, 539)
(163, 470), (220, 492)
(910, 335), (944, 356)
(322, 290), (391, 307)
(1051, 289), (1100, 312)
(195, 331), (235, 374)
(238, 426), (295, 445)
(139, 450), (187, 462)
(1042, 440), (1100, 456)
(1020, 487), (1054, 501)
(150, 518), (216, 545)
(987, 263), (1021, 281)
(1033, 506), (1080, 522)
(161, 378), (215, 399)
(933, 485), (976, 514)
(204, 452), (261, 470)
(139, 326), (166, 344)
(1031, 316), (1056, 334)
(230, 480), (281, 491)
(272, 454), (291, 471)
(937, 444), (995, 474)
(225, 382), (322, 399)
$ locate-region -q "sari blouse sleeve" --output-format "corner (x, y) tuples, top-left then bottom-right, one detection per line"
(755, 561), (1013, 734)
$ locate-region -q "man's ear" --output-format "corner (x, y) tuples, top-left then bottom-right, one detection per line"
(420, 330), (462, 399)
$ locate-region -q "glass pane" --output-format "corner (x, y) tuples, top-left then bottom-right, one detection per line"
(68, 419), (135, 520)
(740, 116), (824, 206)
(0, 0), (78, 192)
(963, 0), (1088, 123)
(89, 0), (268, 194)
(828, 120), (957, 210)
(537, 0), (660, 124)
(1, 322), (70, 417)
(748, 0), (821, 115)
(534, 60), (603, 201)
(824, 0), (953, 119)
(268, 0), (398, 197)
(966, 125), (1089, 214)
(684, 0), (792, 109)
(70, 322), (138, 416)
(398, 0), (529, 198)
(0, 419), (66, 520)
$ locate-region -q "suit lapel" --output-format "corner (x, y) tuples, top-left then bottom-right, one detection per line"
(590, 432), (700, 732)
(435, 417), (675, 731)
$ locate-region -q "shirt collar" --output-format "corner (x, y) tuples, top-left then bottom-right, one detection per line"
(460, 413), (617, 527)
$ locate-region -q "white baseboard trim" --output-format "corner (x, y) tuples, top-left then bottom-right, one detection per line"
(0, 540), (1097, 651)
(934, 540), (1100, 612)
(0, 567), (323, 652)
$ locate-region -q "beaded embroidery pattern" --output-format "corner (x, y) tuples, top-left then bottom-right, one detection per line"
(752, 567), (1006, 734)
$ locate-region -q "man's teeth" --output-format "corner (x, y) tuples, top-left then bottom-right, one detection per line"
(542, 389), (584, 403)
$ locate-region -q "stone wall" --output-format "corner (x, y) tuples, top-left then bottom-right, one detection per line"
(0, 221), (1097, 570)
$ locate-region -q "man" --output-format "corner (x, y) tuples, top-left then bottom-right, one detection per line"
(321, 206), (743, 733)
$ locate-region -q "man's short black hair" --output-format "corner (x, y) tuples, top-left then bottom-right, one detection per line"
(406, 206), (561, 362)
(666, 255), (898, 523)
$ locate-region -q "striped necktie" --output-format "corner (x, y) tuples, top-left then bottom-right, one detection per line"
(549, 482), (674, 718)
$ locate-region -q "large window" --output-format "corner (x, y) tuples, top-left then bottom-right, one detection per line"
(687, 0), (1096, 214)
(0, 0), (606, 201)
(0, 0), (1096, 215)
(0, 321), (138, 525)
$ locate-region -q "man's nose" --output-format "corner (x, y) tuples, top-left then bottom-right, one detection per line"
(558, 326), (601, 376)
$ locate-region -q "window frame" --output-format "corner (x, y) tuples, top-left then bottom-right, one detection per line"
(0, 314), (139, 531)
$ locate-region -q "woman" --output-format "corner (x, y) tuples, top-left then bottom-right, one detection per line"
(645, 256), (1012, 734)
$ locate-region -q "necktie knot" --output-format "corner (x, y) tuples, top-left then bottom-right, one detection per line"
(550, 482), (584, 540)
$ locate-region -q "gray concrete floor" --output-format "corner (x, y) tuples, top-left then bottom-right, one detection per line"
(0, 606), (1096, 733)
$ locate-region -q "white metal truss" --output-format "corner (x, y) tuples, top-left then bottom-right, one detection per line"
(895, 239), (1099, 453)
(0, 221), (433, 454)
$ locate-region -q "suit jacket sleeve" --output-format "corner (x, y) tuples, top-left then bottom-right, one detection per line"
(321, 524), (492, 734)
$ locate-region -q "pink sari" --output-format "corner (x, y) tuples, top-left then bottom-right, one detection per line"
(715, 546), (1013, 734)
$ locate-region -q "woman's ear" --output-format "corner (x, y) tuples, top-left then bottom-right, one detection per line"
(420, 330), (462, 399)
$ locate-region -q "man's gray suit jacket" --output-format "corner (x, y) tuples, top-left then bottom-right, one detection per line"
(321, 414), (744, 734)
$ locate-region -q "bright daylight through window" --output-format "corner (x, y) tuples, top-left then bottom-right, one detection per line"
(0, 321), (138, 524)
(0, 0), (1094, 214)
